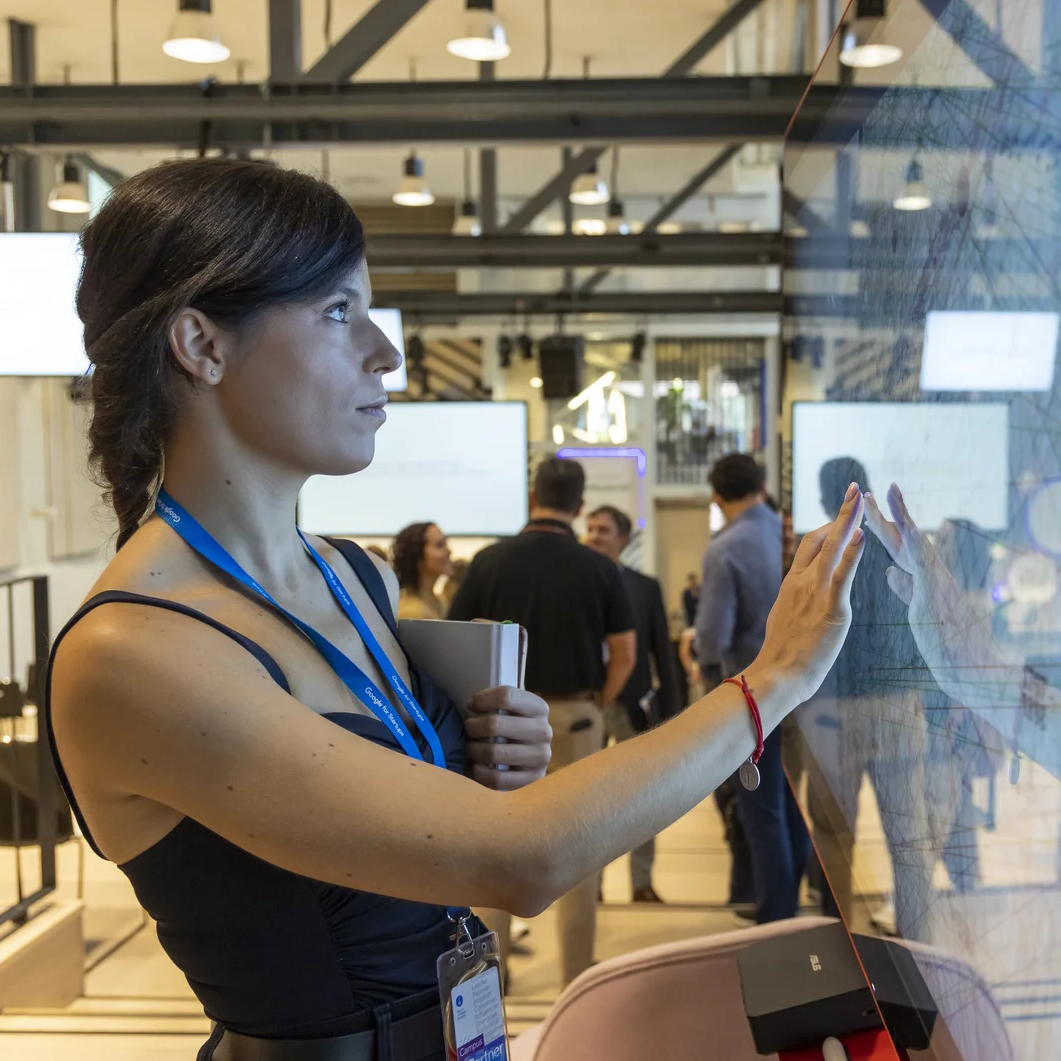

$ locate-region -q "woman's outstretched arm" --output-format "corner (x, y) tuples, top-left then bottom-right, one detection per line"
(52, 488), (865, 917)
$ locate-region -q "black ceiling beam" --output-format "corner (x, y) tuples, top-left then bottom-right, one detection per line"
(269, 0), (301, 82)
(917, 0), (1034, 85)
(0, 80), (1053, 149)
(0, 76), (812, 148)
(304, 0), (433, 83)
(367, 231), (784, 269)
(782, 189), (832, 236)
(667, 0), (771, 76)
(374, 289), (784, 320)
(580, 143), (744, 294)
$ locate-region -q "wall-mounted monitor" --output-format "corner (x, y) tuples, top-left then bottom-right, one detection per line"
(0, 233), (407, 390)
(792, 401), (1008, 533)
(298, 401), (528, 537)
(920, 310), (1058, 392)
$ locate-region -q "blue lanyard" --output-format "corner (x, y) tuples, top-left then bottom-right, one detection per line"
(154, 489), (446, 768)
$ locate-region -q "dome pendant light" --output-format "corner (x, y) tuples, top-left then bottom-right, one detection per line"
(839, 0), (902, 68)
(48, 158), (90, 214)
(453, 149), (482, 234)
(163, 0), (231, 64)
(893, 158), (932, 212)
(393, 152), (435, 207)
(606, 199), (629, 235)
(839, 28), (902, 68)
(569, 160), (609, 206)
(453, 199), (482, 235)
(447, 0), (511, 62)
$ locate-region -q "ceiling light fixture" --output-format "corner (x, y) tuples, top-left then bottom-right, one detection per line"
(453, 149), (481, 234)
(453, 199), (481, 235)
(163, 0), (231, 64)
(570, 161), (609, 206)
(530, 376), (544, 388)
(393, 152), (435, 206)
(893, 159), (932, 212)
(573, 217), (607, 236)
(839, 30), (902, 68)
(839, 0), (902, 68)
(606, 199), (630, 235)
(47, 158), (90, 214)
(447, 0), (511, 62)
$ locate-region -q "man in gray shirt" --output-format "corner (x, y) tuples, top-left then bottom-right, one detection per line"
(696, 453), (809, 923)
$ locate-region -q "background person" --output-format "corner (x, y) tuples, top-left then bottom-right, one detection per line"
(585, 504), (681, 903)
(681, 572), (701, 629)
(696, 452), (809, 924)
(449, 458), (637, 984)
(392, 521), (452, 619)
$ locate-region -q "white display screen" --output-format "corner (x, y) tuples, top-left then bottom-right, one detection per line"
(920, 310), (1059, 392)
(792, 401), (1008, 533)
(298, 402), (528, 536)
(0, 232), (407, 390)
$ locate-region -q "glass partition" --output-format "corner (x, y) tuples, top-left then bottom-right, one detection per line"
(784, 0), (1061, 1055)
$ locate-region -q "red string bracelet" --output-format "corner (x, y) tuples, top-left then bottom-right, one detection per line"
(724, 674), (764, 765)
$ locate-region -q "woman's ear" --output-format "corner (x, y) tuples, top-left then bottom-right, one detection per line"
(168, 308), (227, 385)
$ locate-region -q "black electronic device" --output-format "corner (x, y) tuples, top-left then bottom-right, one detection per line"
(738, 922), (882, 1055)
(852, 934), (937, 1050)
(537, 335), (584, 400)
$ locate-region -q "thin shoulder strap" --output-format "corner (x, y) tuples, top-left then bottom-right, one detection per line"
(324, 538), (398, 637)
(45, 591), (291, 860)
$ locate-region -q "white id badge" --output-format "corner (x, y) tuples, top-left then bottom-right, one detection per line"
(438, 917), (509, 1061)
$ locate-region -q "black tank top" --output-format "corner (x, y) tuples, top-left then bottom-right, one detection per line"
(44, 538), (474, 1040)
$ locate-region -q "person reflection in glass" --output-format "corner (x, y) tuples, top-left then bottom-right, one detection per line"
(925, 520), (1006, 895)
(801, 458), (935, 940)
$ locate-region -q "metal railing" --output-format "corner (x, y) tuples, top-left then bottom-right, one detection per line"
(0, 574), (65, 930)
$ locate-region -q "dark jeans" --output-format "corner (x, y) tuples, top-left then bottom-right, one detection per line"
(734, 727), (810, 923)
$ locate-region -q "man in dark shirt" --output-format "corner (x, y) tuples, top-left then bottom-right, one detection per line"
(695, 453), (809, 925)
(449, 457), (635, 984)
(586, 504), (680, 904)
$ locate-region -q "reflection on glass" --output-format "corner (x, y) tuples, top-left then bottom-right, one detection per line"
(784, 0), (1061, 1055)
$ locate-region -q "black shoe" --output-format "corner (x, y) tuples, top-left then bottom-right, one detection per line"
(632, 885), (664, 904)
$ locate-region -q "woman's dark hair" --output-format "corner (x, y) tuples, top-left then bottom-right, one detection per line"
(392, 522), (436, 592)
(77, 157), (366, 548)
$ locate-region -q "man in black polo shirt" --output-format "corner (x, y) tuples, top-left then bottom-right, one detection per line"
(449, 457), (636, 985)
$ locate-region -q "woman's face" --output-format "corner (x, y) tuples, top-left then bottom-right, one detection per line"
(421, 524), (453, 581)
(219, 262), (401, 478)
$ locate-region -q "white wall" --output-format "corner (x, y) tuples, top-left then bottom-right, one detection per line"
(0, 377), (111, 684)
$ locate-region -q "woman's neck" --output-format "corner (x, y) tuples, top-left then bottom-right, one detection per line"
(162, 422), (309, 593)
(417, 571), (438, 600)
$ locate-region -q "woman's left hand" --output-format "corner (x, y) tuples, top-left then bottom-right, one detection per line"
(464, 687), (552, 791)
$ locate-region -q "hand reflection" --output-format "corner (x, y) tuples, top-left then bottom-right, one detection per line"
(863, 484), (1004, 711)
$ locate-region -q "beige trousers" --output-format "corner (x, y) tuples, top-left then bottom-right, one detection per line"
(476, 696), (603, 987)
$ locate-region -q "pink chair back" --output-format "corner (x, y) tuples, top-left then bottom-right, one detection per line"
(511, 919), (1015, 1061)
(513, 917), (836, 1061)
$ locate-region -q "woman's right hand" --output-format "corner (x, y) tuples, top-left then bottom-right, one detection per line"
(751, 483), (866, 706)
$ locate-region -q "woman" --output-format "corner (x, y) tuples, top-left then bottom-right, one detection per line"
(392, 522), (451, 620)
(48, 158), (866, 1061)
